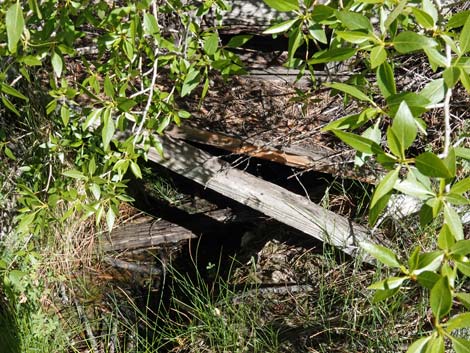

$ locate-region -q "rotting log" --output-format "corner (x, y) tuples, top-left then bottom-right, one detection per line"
(146, 136), (383, 263)
(166, 124), (380, 184)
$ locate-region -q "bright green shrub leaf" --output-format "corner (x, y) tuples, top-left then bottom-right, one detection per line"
(420, 79), (445, 105)
(360, 242), (401, 268)
(263, 19), (298, 34)
(311, 5), (335, 23)
(387, 92), (429, 117)
(386, 128), (402, 158)
(406, 336), (431, 353)
(51, 51), (63, 78)
(181, 68), (200, 97)
(63, 169), (86, 180)
(447, 11), (470, 29)
(368, 276), (408, 290)
(451, 177), (470, 194)
(2, 96), (20, 116)
(117, 97), (137, 112)
(460, 70), (470, 94)
(384, 0), (407, 29)
(376, 61), (396, 98)
(322, 108), (378, 131)
(444, 147), (456, 178)
(4, 146), (16, 160)
(130, 161), (142, 179)
(226, 34), (253, 47)
(308, 23), (327, 43)
(308, 47), (356, 64)
(438, 224), (455, 250)
(443, 66), (461, 88)
(457, 293), (470, 309)
(370, 168), (399, 208)
(391, 101), (417, 152)
(424, 48), (448, 70)
(332, 130), (382, 154)
(369, 191), (391, 225)
(426, 336), (444, 353)
(415, 152), (453, 179)
(326, 82), (373, 102)
(336, 31), (374, 44)
(451, 240), (470, 256)
(411, 8), (434, 29)
(0, 83), (28, 101)
(106, 207), (116, 231)
(102, 108), (115, 151)
(444, 204), (464, 241)
(456, 147), (470, 160)
(415, 251), (444, 275)
(445, 193), (469, 205)
(460, 15), (470, 54)
(395, 180), (434, 199)
(6, 1), (25, 53)
(408, 246), (421, 272)
(143, 12), (159, 35)
(370, 45), (387, 68)
(204, 32), (219, 55)
(394, 31), (437, 53)
(373, 287), (399, 302)
(451, 337), (470, 353)
(89, 183), (101, 200)
(336, 10), (372, 31)
(457, 261), (470, 277)
(262, 0), (299, 12)
(287, 26), (302, 61)
(430, 276), (452, 319)
(416, 271), (441, 289)
(422, 0), (438, 24)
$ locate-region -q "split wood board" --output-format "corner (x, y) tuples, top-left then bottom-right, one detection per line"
(147, 136), (381, 263)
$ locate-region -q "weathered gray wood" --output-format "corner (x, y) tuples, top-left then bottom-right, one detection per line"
(147, 136), (380, 262)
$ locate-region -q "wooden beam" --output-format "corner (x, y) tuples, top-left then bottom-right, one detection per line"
(166, 124), (379, 184)
(147, 136), (381, 263)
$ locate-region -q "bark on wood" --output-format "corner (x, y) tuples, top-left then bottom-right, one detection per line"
(146, 136), (381, 263)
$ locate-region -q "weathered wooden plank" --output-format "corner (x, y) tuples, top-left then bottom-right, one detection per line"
(147, 136), (380, 262)
(166, 124), (379, 184)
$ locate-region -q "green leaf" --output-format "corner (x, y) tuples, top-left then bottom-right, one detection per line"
(384, 0), (408, 29)
(457, 293), (470, 309)
(460, 14), (470, 54)
(444, 147), (456, 178)
(373, 287), (400, 302)
(360, 242), (401, 268)
(430, 276), (452, 319)
(1, 83), (28, 101)
(89, 183), (101, 200)
(451, 337), (470, 353)
(332, 130), (383, 154)
(263, 19), (298, 34)
(2, 95), (20, 116)
(447, 11), (470, 30)
(406, 336), (431, 353)
(225, 34), (253, 48)
(130, 161), (142, 179)
(424, 48), (448, 70)
(451, 177), (470, 194)
(370, 45), (387, 69)
(143, 12), (159, 35)
(308, 23), (327, 44)
(102, 108), (115, 151)
(6, 1), (25, 53)
(415, 152), (453, 179)
(116, 97), (137, 112)
(322, 109), (378, 131)
(457, 261), (470, 277)
(106, 207), (116, 232)
(376, 61), (396, 98)
(395, 180), (434, 199)
(394, 31), (437, 53)
(420, 79), (445, 105)
(456, 147), (470, 160)
(415, 251), (444, 275)
(369, 191), (391, 225)
(336, 31), (374, 44)
(63, 169), (87, 180)
(443, 66), (461, 88)
(444, 204), (464, 241)
(370, 168), (399, 208)
(411, 8), (434, 29)
(422, 0), (438, 25)
(287, 26), (303, 61)
(416, 271), (441, 289)
(308, 47), (356, 64)
(368, 276), (408, 290)
(391, 101), (417, 152)
(387, 92), (429, 117)
(4, 146), (16, 160)
(204, 32), (219, 56)
(438, 224), (455, 250)
(51, 51), (63, 78)
(425, 336), (444, 353)
(336, 10), (372, 31)
(326, 82), (373, 103)
(104, 75), (114, 99)
(181, 68), (201, 97)
(446, 313), (470, 333)
(262, 0), (299, 12)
